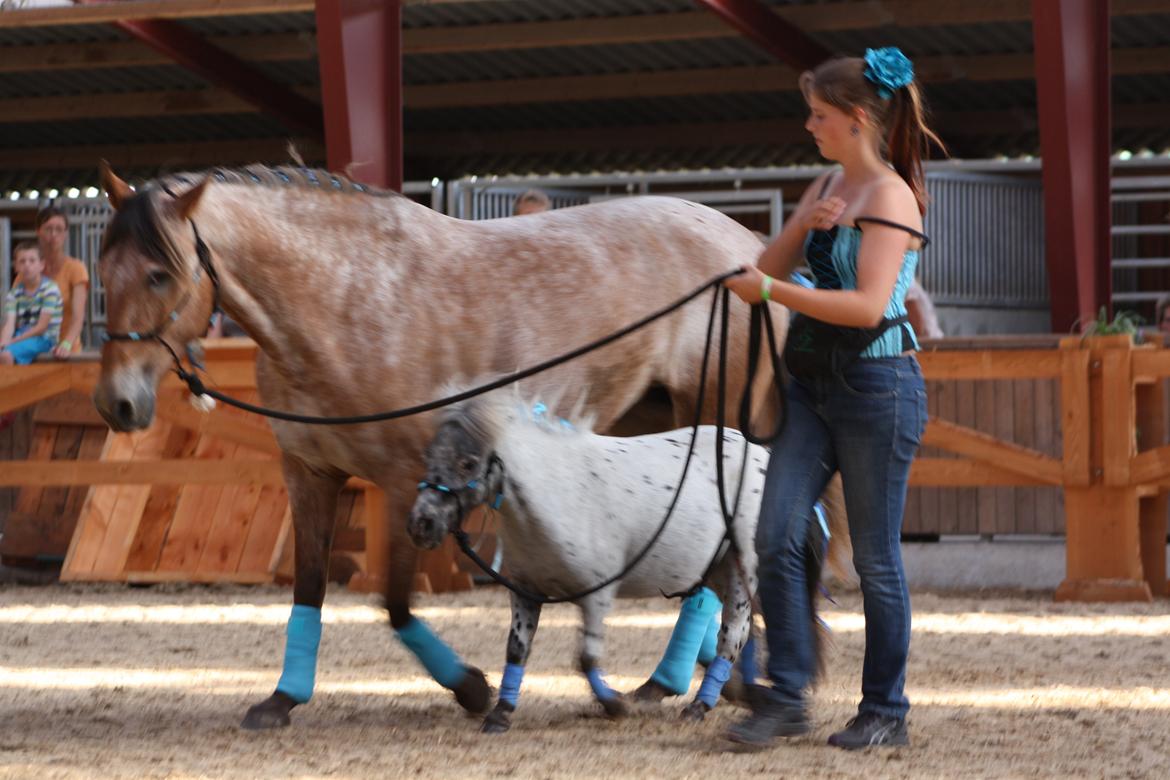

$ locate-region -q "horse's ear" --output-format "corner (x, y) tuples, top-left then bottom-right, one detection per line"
(170, 177), (210, 221)
(99, 160), (132, 211)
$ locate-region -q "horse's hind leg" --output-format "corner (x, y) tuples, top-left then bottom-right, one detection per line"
(384, 511), (491, 714)
(482, 592), (543, 734)
(242, 457), (344, 730)
(633, 587), (722, 703)
(578, 587), (627, 718)
(682, 566), (754, 721)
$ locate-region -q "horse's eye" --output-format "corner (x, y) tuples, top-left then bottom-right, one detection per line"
(146, 270), (170, 289)
(459, 457), (479, 473)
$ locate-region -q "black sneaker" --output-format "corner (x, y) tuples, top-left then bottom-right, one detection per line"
(725, 693), (810, 748)
(827, 712), (909, 750)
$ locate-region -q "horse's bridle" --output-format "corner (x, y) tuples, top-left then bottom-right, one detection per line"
(102, 188), (221, 374)
(416, 452), (506, 530)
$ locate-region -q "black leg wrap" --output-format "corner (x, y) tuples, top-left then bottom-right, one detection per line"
(240, 691), (299, 730)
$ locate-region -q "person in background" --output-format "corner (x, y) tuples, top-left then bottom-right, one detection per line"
(513, 189), (551, 216)
(1, 241), (62, 365)
(35, 206), (88, 357)
(904, 278), (943, 339)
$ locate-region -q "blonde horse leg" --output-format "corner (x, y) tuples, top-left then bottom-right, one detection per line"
(242, 456), (344, 730)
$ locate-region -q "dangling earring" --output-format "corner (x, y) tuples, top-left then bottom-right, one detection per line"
(850, 124), (860, 137)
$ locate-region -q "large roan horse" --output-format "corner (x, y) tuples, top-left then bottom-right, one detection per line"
(93, 163), (787, 729)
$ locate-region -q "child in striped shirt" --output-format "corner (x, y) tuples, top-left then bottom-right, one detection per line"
(1, 241), (63, 365)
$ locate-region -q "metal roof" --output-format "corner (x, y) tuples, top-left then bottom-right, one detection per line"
(0, 0), (1167, 192)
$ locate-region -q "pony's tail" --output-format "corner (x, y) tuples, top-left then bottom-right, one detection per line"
(818, 474), (852, 583)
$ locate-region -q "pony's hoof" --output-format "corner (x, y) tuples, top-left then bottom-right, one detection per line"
(680, 700), (710, 722)
(480, 703), (514, 734)
(631, 678), (672, 703)
(240, 692), (297, 730)
(720, 672), (750, 707)
(453, 666), (493, 714)
(601, 693), (629, 720)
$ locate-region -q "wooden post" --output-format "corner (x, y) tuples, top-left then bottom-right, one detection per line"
(1136, 379), (1169, 597)
(1056, 336), (1152, 602)
(347, 484), (388, 594)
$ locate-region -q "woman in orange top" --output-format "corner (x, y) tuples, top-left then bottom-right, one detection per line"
(35, 207), (89, 357)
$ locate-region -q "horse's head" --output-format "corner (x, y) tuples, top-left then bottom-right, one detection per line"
(93, 163), (216, 431)
(408, 405), (506, 550)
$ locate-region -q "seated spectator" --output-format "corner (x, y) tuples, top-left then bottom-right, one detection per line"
(35, 206), (88, 357)
(1, 242), (62, 365)
(905, 278), (944, 339)
(513, 189), (551, 216)
(1154, 295), (1170, 339)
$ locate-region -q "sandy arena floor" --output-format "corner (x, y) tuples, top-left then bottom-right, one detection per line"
(1, 583), (1168, 779)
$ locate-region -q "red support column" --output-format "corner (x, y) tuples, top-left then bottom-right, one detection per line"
(1032, 0), (1112, 332)
(695, 0), (830, 71)
(314, 0), (403, 191)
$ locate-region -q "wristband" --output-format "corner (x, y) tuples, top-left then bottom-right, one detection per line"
(760, 275), (774, 302)
(58, 339), (72, 351)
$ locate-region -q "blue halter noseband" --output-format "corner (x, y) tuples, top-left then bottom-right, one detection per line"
(417, 453), (506, 525)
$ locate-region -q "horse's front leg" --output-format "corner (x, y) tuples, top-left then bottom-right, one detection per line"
(242, 457), (344, 730)
(482, 592), (543, 734)
(578, 587), (627, 718)
(682, 568), (755, 722)
(383, 512), (492, 714)
(634, 586), (722, 702)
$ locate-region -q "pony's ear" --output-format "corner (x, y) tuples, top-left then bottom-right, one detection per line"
(99, 160), (132, 210)
(169, 177), (210, 221)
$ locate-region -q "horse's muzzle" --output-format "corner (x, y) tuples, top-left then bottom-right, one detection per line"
(406, 499), (449, 551)
(92, 385), (156, 432)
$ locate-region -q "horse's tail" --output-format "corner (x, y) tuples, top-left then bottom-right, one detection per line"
(799, 473), (850, 684)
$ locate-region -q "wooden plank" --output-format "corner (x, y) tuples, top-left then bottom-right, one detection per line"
(1132, 349), (1170, 383)
(993, 380), (1017, 534)
(1100, 346), (1136, 487)
(36, 424), (87, 523)
(1033, 378), (1060, 533)
(954, 377), (980, 534)
(0, 0), (315, 28)
(155, 434), (235, 574)
(975, 380), (998, 535)
(60, 431), (126, 580)
(123, 426), (200, 573)
(922, 417), (1062, 484)
(125, 570), (275, 585)
(236, 485), (289, 576)
(917, 350), (1063, 380)
(935, 378), (958, 534)
(909, 459), (1052, 487)
(1059, 344), (1092, 486)
(61, 427), (109, 519)
(31, 391), (106, 426)
(0, 365), (72, 414)
(0, 459), (285, 486)
(88, 421), (174, 579)
(12, 425), (58, 515)
(154, 392), (279, 455)
(192, 441), (249, 574)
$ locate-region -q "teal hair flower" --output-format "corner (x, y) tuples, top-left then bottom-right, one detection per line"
(863, 47), (914, 99)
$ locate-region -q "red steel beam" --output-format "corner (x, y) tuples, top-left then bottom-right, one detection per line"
(1032, 0), (1113, 331)
(74, 2), (322, 136)
(314, 0), (403, 191)
(694, 0), (830, 71)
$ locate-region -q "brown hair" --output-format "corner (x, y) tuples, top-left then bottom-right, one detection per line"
(35, 206), (69, 230)
(12, 240), (40, 258)
(799, 57), (946, 215)
(513, 189), (551, 214)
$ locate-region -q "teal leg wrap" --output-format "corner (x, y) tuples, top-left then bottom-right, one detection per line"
(650, 587), (722, 695)
(275, 604), (322, 704)
(395, 617), (466, 689)
(698, 613), (719, 666)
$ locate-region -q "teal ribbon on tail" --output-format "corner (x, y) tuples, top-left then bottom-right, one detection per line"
(396, 617), (466, 689)
(276, 604), (322, 704)
(650, 586), (722, 694)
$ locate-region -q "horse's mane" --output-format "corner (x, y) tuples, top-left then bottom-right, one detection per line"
(103, 164), (406, 276)
(436, 383), (597, 446)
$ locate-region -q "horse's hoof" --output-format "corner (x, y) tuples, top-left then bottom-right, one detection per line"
(601, 693), (629, 719)
(720, 673), (749, 707)
(680, 700), (710, 722)
(453, 666), (493, 714)
(631, 678), (672, 703)
(240, 692), (297, 730)
(480, 703), (514, 734)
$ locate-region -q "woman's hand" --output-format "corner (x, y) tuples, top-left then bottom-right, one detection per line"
(51, 341), (72, 359)
(723, 264), (768, 304)
(798, 196), (847, 232)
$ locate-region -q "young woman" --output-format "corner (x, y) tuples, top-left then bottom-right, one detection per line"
(723, 48), (944, 750)
(35, 207), (89, 357)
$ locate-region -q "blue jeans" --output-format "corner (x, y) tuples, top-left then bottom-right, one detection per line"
(2, 334), (55, 365)
(756, 356), (926, 718)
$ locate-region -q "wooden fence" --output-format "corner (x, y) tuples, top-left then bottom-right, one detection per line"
(2, 335), (1168, 601)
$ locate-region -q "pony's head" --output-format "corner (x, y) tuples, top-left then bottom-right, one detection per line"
(93, 163), (216, 431)
(408, 395), (510, 550)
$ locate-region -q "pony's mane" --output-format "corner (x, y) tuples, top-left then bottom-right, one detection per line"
(103, 164), (405, 275)
(150, 164), (406, 200)
(436, 383), (596, 446)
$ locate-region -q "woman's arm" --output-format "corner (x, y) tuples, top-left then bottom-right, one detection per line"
(726, 181), (920, 328)
(0, 313), (14, 347)
(53, 281), (87, 356)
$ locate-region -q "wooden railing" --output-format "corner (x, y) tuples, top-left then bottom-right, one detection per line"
(2, 335), (1167, 600)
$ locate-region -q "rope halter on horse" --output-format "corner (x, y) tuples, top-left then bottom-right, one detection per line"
(416, 452), (507, 533)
